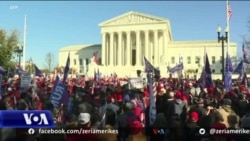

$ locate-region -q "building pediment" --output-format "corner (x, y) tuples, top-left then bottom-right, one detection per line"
(99, 11), (169, 26)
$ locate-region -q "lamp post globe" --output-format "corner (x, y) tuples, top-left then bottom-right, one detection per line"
(15, 44), (23, 67)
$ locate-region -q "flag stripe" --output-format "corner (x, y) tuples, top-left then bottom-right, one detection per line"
(228, 5), (232, 20)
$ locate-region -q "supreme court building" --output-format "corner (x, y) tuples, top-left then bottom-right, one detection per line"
(59, 11), (237, 78)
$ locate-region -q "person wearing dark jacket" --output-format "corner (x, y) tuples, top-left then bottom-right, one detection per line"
(66, 113), (99, 141)
(166, 91), (185, 121)
(185, 111), (200, 141)
(116, 102), (138, 141)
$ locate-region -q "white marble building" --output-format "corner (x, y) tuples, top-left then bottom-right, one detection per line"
(59, 11), (237, 79)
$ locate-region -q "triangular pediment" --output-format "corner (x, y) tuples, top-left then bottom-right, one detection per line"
(99, 11), (169, 26)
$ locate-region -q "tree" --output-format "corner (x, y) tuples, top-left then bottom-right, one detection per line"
(241, 18), (250, 72)
(245, 17), (250, 48)
(0, 29), (20, 68)
(44, 52), (55, 73)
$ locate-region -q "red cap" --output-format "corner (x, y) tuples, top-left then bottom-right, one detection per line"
(240, 85), (247, 93)
(207, 87), (214, 94)
(117, 93), (123, 102)
(175, 91), (182, 99)
(189, 111), (199, 122)
(128, 117), (143, 134)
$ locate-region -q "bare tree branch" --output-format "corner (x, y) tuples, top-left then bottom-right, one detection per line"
(44, 52), (55, 73)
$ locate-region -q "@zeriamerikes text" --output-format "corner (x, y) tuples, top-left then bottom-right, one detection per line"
(28, 128), (118, 135)
(209, 128), (250, 135)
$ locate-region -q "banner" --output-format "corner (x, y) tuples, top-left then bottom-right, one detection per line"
(128, 78), (143, 89)
(20, 72), (31, 91)
(49, 76), (70, 108)
(119, 80), (128, 86)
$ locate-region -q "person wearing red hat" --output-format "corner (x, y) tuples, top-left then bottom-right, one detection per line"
(126, 117), (146, 141)
(240, 85), (247, 93)
(166, 91), (185, 120)
(189, 98), (207, 119)
(184, 111), (200, 141)
(186, 111), (199, 127)
(116, 102), (138, 141)
(116, 93), (123, 103)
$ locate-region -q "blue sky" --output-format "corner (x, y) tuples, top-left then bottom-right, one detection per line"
(0, 1), (249, 69)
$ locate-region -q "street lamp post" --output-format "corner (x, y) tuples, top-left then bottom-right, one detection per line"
(217, 25), (228, 82)
(15, 44), (23, 67)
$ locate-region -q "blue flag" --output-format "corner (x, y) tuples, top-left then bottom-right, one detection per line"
(241, 72), (249, 88)
(34, 65), (44, 77)
(143, 56), (155, 73)
(224, 53), (233, 92)
(63, 52), (70, 82)
(199, 68), (205, 87)
(168, 56), (184, 74)
(233, 60), (244, 81)
(15, 65), (26, 74)
(168, 63), (183, 74)
(233, 61), (244, 73)
(147, 73), (156, 125)
(67, 97), (73, 115)
(204, 53), (214, 88)
(143, 56), (160, 78)
(49, 76), (70, 108)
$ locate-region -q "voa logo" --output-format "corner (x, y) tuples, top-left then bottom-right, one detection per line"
(23, 113), (49, 125)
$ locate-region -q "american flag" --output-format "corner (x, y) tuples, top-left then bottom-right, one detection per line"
(227, 4), (232, 20)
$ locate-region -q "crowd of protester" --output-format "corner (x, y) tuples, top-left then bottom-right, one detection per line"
(0, 73), (250, 141)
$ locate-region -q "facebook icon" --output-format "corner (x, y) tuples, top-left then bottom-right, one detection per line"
(0, 110), (55, 128)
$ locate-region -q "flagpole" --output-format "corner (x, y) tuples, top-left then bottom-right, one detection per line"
(23, 15), (27, 70)
(226, 0), (230, 53)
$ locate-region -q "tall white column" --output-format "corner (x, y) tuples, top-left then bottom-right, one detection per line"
(122, 36), (125, 66)
(106, 36), (110, 65)
(110, 32), (114, 66)
(102, 33), (106, 66)
(145, 30), (149, 61)
(163, 30), (167, 64)
(136, 31), (140, 66)
(118, 32), (122, 66)
(114, 36), (117, 66)
(154, 30), (159, 66)
(126, 31), (131, 66)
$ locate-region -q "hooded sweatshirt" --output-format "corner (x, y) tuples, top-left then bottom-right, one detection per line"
(167, 98), (185, 118)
